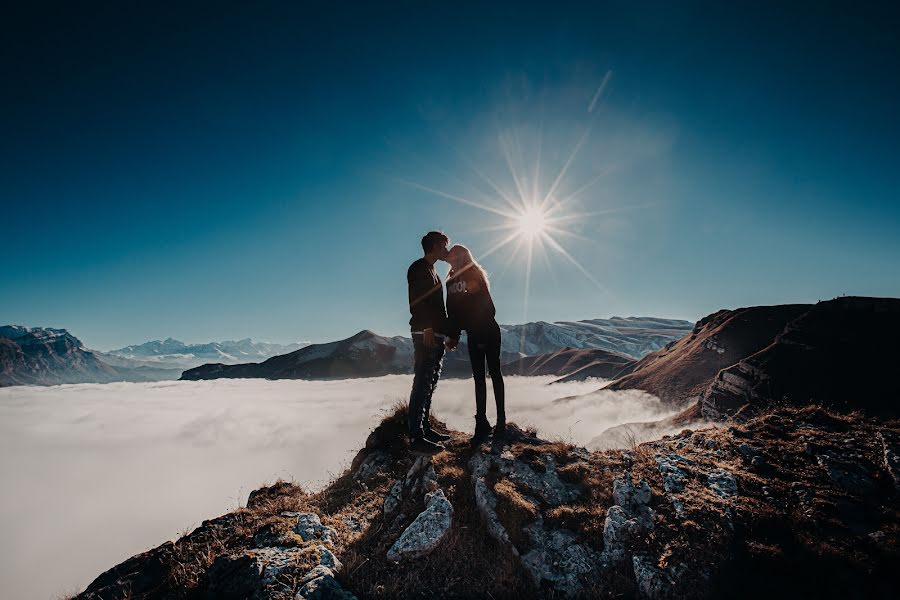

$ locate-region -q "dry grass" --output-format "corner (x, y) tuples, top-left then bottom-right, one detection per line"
(77, 403), (900, 600)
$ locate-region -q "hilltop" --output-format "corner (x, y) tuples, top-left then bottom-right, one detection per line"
(76, 404), (900, 599)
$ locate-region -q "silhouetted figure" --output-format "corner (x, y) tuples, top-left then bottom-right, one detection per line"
(445, 244), (506, 445)
(406, 231), (452, 455)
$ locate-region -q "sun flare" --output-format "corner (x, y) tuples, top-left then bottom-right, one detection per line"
(516, 206), (548, 237)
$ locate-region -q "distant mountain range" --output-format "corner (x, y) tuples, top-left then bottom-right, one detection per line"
(108, 337), (308, 363)
(498, 317), (692, 359)
(0, 316), (692, 386)
(0, 328), (310, 386)
(180, 318), (691, 382)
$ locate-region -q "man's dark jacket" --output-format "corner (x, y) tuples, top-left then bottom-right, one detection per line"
(407, 258), (448, 334)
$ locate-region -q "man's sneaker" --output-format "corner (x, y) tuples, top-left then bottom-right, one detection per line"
(470, 418), (492, 447)
(493, 421), (507, 439)
(410, 437), (443, 456)
(423, 428), (451, 443)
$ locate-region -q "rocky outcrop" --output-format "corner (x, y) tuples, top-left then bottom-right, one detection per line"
(289, 512), (338, 546)
(879, 431), (900, 491)
(382, 455), (438, 518)
(386, 489), (454, 562)
(78, 406), (900, 600)
(602, 472), (654, 563)
(205, 543), (355, 600)
(468, 445), (601, 596)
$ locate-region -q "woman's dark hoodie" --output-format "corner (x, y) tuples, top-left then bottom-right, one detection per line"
(446, 266), (499, 342)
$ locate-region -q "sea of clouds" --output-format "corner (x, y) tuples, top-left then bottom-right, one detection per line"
(0, 376), (676, 599)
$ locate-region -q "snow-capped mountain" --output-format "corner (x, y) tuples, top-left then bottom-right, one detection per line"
(108, 338), (307, 365)
(0, 326), (119, 386)
(181, 330), (414, 380)
(499, 316), (693, 359)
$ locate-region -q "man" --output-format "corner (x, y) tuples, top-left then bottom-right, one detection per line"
(406, 230), (453, 455)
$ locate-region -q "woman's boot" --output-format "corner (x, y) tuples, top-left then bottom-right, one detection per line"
(470, 415), (492, 446)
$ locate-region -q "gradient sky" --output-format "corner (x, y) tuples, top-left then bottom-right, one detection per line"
(3, 1), (899, 350)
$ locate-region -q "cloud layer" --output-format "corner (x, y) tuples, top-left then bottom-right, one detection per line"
(0, 376), (675, 599)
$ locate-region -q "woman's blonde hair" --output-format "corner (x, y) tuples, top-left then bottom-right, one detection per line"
(448, 244), (490, 290)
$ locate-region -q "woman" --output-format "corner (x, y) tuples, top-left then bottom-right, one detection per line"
(445, 244), (506, 444)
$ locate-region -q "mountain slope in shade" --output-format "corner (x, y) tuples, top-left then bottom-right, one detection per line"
(606, 304), (810, 405)
(593, 296), (900, 449)
(181, 330), (414, 381)
(502, 347), (635, 380)
(0, 326), (119, 386)
(499, 316), (693, 359)
(700, 296), (900, 419)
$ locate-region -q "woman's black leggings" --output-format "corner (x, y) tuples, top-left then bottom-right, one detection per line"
(468, 336), (505, 422)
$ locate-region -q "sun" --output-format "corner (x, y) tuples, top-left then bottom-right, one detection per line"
(516, 206), (548, 237)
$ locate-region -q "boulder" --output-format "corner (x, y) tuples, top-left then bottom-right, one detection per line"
(878, 431), (900, 492)
(297, 565), (357, 600)
(707, 469), (738, 498)
(205, 547), (309, 599)
(520, 519), (601, 596)
(603, 473), (655, 562)
(286, 512), (337, 546)
(383, 456), (438, 517)
(386, 489), (454, 562)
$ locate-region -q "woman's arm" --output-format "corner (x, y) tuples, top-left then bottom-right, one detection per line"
(445, 272), (463, 341)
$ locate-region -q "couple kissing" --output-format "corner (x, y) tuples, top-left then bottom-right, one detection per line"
(406, 231), (506, 456)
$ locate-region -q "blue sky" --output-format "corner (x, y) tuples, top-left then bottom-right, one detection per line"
(2, 2), (899, 350)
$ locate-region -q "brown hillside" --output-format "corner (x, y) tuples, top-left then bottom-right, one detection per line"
(607, 304), (810, 405)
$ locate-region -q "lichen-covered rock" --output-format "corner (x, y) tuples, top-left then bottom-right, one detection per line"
(654, 454), (692, 515)
(602, 505), (641, 561)
(205, 547), (309, 599)
(382, 479), (404, 516)
(383, 456), (438, 517)
(297, 564), (357, 599)
(469, 449), (583, 507)
(353, 450), (391, 482)
(317, 545), (342, 571)
(603, 473), (655, 563)
(817, 452), (877, 496)
(613, 474), (652, 508)
(707, 469), (738, 498)
(879, 431), (900, 491)
(632, 554), (678, 600)
(386, 489), (454, 562)
(286, 512), (337, 546)
(469, 448), (600, 596)
(520, 518), (601, 596)
(80, 541), (174, 599)
(473, 477), (517, 553)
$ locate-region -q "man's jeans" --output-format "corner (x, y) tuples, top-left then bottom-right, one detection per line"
(407, 335), (445, 439)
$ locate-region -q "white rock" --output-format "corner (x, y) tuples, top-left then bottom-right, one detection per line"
(386, 489), (454, 562)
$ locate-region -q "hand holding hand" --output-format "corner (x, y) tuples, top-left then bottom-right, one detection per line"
(445, 337), (459, 351)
